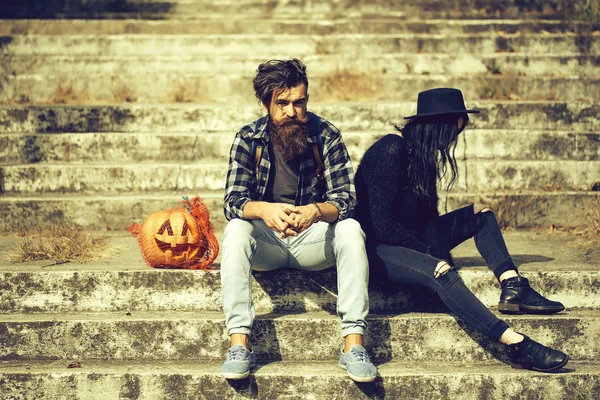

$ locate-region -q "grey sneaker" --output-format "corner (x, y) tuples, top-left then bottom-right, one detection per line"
(339, 345), (378, 383)
(221, 344), (255, 380)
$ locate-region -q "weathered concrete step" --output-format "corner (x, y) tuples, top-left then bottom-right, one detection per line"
(1, 230), (597, 314)
(1, 102), (598, 133)
(4, 73), (598, 104)
(0, 163), (228, 193)
(1, 18), (598, 35)
(0, 0), (585, 20)
(3, 129), (598, 165)
(1, 267), (596, 314)
(3, 54), (599, 79)
(1, 311), (598, 362)
(3, 34), (599, 56)
(3, 160), (597, 194)
(1, 191), (597, 232)
(1, 360), (598, 400)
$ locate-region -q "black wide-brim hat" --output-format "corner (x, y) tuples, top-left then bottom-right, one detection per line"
(404, 88), (480, 120)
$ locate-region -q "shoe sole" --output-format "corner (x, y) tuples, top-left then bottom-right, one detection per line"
(511, 355), (570, 373)
(498, 302), (565, 315)
(222, 371), (250, 380)
(339, 364), (377, 383)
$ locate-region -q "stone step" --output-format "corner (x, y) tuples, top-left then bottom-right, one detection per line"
(2, 159), (597, 194)
(3, 129), (598, 165)
(1, 191), (597, 232)
(1, 360), (598, 400)
(1, 102), (598, 133)
(3, 33), (599, 56)
(0, 0), (586, 20)
(1, 310), (598, 362)
(1, 231), (597, 314)
(4, 54), (598, 79)
(1, 18), (597, 35)
(4, 73), (598, 105)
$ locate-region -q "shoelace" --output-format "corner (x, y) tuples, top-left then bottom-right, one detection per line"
(351, 347), (370, 363)
(228, 348), (248, 361)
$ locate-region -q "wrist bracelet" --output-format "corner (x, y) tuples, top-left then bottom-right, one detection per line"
(313, 202), (323, 224)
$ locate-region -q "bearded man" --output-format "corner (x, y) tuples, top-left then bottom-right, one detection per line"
(220, 59), (377, 382)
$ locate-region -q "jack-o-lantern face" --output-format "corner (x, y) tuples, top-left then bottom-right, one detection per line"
(128, 196), (219, 270)
(152, 211), (208, 263)
(132, 207), (208, 267)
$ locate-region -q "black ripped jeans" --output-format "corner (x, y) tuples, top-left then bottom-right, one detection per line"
(376, 205), (516, 341)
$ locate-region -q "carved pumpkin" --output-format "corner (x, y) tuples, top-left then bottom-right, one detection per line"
(127, 196), (219, 270)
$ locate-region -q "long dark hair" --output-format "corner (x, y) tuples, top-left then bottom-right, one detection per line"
(395, 114), (468, 198)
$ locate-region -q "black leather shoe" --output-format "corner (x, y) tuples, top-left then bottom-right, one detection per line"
(506, 334), (569, 372)
(498, 276), (565, 314)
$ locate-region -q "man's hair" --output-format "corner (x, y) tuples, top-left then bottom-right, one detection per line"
(395, 114), (469, 198)
(253, 59), (309, 106)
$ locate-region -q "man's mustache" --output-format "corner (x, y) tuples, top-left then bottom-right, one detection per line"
(275, 117), (308, 127)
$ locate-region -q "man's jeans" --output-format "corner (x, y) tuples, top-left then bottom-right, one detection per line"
(220, 218), (369, 337)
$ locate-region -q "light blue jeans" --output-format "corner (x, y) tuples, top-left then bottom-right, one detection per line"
(220, 218), (369, 337)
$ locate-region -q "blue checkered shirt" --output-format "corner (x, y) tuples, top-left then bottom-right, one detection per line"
(224, 113), (356, 221)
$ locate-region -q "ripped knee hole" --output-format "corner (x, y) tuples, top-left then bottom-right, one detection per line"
(434, 262), (453, 279)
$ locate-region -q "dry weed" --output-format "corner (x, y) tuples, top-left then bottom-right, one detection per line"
(480, 86), (519, 100)
(561, 206), (600, 251)
(50, 81), (90, 104)
(571, 0), (600, 22)
(2, 94), (31, 104)
(319, 70), (378, 101)
(478, 194), (535, 229)
(113, 83), (137, 103)
(8, 224), (109, 263)
(170, 83), (196, 103)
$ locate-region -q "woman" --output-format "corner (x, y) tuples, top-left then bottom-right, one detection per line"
(354, 88), (568, 372)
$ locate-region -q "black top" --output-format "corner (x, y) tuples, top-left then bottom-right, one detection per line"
(264, 144), (301, 205)
(354, 134), (454, 276)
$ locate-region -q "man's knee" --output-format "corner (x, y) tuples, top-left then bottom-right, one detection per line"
(334, 218), (366, 242)
(222, 218), (254, 247)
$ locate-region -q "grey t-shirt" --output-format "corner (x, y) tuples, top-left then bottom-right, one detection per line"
(264, 144), (300, 205)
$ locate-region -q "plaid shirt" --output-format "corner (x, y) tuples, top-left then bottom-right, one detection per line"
(224, 112), (356, 221)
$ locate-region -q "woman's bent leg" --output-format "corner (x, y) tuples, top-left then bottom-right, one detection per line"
(376, 244), (509, 341)
(437, 205), (517, 279)
(473, 210), (517, 280)
(472, 210), (565, 314)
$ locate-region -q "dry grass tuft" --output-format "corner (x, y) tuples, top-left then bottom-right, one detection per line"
(478, 195), (535, 229)
(50, 81), (90, 104)
(319, 70), (378, 101)
(561, 206), (600, 251)
(113, 83), (137, 103)
(480, 86), (521, 101)
(571, 0), (600, 22)
(8, 225), (109, 263)
(2, 95), (31, 105)
(170, 83), (196, 103)
(478, 194), (599, 250)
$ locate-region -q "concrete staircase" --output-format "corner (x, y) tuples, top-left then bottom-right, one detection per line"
(1, 231), (600, 398)
(1, 0), (600, 398)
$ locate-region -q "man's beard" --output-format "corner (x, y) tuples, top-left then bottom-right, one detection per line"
(268, 116), (309, 161)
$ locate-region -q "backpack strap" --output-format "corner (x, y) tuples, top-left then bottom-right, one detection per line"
(253, 144), (263, 178)
(308, 113), (325, 180)
(251, 118), (265, 178)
